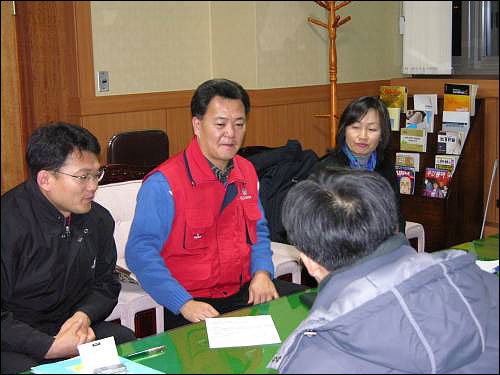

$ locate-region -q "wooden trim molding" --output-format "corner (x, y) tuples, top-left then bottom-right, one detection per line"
(390, 78), (499, 98)
(72, 80), (390, 117)
(73, 1), (95, 99)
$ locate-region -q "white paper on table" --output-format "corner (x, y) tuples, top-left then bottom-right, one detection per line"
(476, 259), (499, 273)
(78, 336), (120, 373)
(205, 315), (281, 349)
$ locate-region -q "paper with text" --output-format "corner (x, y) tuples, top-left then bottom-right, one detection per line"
(205, 315), (281, 349)
(78, 336), (120, 373)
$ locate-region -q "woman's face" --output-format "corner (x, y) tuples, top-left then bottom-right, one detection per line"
(345, 109), (382, 157)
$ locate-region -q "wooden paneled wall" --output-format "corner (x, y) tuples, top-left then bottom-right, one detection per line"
(1, 2), (26, 194)
(80, 81), (388, 164)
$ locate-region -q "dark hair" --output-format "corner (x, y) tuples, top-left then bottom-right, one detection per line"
(282, 166), (398, 272)
(334, 96), (392, 157)
(191, 78), (250, 118)
(26, 122), (100, 179)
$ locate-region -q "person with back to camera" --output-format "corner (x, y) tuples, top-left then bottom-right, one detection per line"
(311, 96), (406, 232)
(1, 123), (136, 374)
(125, 78), (306, 330)
(268, 167), (499, 374)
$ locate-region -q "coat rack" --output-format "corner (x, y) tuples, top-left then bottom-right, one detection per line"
(308, 1), (351, 148)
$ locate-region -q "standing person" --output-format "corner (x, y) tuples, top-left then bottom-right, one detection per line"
(1, 123), (135, 374)
(311, 96), (405, 232)
(126, 78), (306, 330)
(269, 167), (499, 374)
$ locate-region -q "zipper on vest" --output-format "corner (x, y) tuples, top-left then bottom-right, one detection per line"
(183, 151), (196, 187)
(63, 215), (71, 240)
(183, 224), (186, 248)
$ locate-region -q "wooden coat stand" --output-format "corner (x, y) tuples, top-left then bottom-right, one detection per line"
(308, 1), (351, 148)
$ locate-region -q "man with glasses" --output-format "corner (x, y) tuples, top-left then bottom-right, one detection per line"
(1, 123), (135, 374)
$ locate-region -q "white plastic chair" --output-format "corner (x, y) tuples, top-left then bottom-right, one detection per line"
(405, 221), (425, 253)
(94, 179), (164, 335)
(271, 241), (302, 284)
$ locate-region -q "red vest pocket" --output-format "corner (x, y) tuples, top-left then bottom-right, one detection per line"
(184, 208), (214, 250)
(243, 202), (260, 244)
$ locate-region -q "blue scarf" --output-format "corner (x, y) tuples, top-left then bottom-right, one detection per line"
(342, 144), (377, 171)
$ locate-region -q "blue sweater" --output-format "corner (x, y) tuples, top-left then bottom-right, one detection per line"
(125, 172), (275, 315)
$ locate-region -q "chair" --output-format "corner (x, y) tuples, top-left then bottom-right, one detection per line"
(271, 241), (302, 284)
(405, 221), (425, 253)
(93, 179), (164, 335)
(107, 130), (169, 167)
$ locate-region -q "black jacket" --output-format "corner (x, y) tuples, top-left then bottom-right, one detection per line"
(1, 179), (120, 360)
(312, 149), (406, 232)
(244, 140), (319, 243)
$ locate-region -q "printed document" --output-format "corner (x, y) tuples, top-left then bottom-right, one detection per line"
(205, 315), (281, 348)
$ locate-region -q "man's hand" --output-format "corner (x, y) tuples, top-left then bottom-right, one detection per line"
(44, 320), (86, 359)
(248, 271), (279, 305)
(180, 300), (220, 323)
(57, 311), (95, 344)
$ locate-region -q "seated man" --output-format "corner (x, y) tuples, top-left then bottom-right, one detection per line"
(1, 123), (136, 374)
(126, 78), (306, 330)
(269, 167), (499, 374)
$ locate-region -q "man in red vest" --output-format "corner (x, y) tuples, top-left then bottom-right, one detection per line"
(126, 79), (306, 329)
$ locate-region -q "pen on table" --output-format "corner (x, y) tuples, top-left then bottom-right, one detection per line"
(125, 345), (166, 359)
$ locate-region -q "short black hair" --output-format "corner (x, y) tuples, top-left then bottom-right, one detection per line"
(334, 96), (392, 156)
(26, 122), (100, 179)
(282, 166), (398, 272)
(191, 78), (250, 118)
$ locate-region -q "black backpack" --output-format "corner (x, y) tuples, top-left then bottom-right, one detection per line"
(241, 140), (319, 243)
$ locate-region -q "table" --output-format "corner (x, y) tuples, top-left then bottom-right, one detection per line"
(117, 236), (499, 374)
(116, 289), (313, 374)
(450, 233), (499, 260)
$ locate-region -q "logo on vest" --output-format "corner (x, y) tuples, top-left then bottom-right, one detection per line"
(193, 233), (203, 240)
(240, 186), (252, 200)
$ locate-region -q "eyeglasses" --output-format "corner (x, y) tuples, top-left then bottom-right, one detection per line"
(54, 168), (105, 184)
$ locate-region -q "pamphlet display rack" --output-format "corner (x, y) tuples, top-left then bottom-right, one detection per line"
(391, 98), (484, 252)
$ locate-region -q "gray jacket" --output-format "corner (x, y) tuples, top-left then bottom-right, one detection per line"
(268, 234), (499, 373)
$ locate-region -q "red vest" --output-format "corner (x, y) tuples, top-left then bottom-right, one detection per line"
(145, 138), (261, 298)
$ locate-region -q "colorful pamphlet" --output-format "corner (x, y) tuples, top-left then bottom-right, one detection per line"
(422, 168), (451, 199)
(396, 152), (420, 172)
(400, 128), (427, 152)
(388, 107), (401, 131)
(405, 110), (427, 129)
(437, 131), (464, 155)
(413, 94), (437, 132)
(435, 155), (460, 177)
(444, 83), (478, 116)
(396, 167), (416, 195)
(442, 111), (470, 143)
(380, 86), (408, 113)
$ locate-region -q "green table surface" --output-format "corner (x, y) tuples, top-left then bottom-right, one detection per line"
(450, 233), (499, 260)
(116, 288), (314, 374)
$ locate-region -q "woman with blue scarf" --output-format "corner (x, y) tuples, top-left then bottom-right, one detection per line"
(312, 96), (405, 232)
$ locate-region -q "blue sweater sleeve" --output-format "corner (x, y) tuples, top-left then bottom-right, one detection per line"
(251, 192), (275, 279)
(125, 172), (192, 315)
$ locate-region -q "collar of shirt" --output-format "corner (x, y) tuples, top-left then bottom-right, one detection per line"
(207, 158), (234, 185)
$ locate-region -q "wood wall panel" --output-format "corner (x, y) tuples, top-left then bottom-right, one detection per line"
(246, 105), (289, 149)
(484, 98), (499, 230)
(165, 107), (195, 157)
(15, 1), (79, 133)
(285, 101), (331, 155)
(81, 110), (167, 164)
(1, 2), (27, 194)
